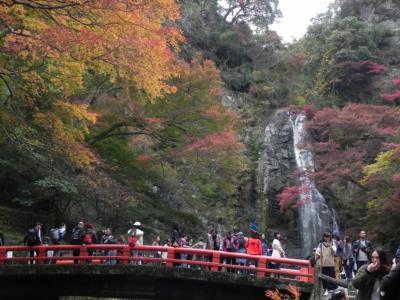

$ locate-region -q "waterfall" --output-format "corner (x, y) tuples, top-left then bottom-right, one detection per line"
(290, 113), (338, 255)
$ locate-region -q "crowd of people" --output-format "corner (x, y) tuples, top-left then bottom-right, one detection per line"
(312, 230), (400, 299)
(1, 221), (399, 299)
(16, 220), (288, 271)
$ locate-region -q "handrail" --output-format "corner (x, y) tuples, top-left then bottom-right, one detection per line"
(0, 245), (314, 283)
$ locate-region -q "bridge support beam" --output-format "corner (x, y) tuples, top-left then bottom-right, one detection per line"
(0, 265), (313, 300)
(2, 296), (59, 300)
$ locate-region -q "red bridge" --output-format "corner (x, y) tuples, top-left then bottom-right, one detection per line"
(0, 244), (314, 300)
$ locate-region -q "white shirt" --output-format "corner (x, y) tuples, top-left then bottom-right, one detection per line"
(272, 239), (285, 258)
(357, 240), (368, 262)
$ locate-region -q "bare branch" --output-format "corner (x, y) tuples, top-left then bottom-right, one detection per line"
(0, 75), (13, 105)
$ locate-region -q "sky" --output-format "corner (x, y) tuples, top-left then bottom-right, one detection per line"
(270, 0), (333, 43)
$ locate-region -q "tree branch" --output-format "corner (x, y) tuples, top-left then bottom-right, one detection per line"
(88, 122), (129, 145)
(89, 131), (154, 145)
(7, 0), (86, 10)
(0, 75), (13, 106)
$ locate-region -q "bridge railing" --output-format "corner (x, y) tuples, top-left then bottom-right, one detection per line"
(0, 245), (313, 283)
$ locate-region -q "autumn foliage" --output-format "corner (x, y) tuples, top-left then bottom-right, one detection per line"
(361, 146), (400, 211)
(0, 0), (186, 175)
(307, 103), (400, 187)
(279, 186), (311, 210)
(0, 0), (249, 229)
(265, 285), (301, 300)
(382, 78), (400, 104)
(0, 0), (183, 99)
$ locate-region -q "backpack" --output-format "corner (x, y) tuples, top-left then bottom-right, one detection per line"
(128, 236), (137, 247)
(83, 233), (93, 244)
(225, 238), (232, 251)
(26, 228), (39, 245)
(309, 255), (317, 267)
(231, 236), (239, 251)
(238, 236), (245, 249)
(72, 227), (83, 241)
(49, 228), (59, 241)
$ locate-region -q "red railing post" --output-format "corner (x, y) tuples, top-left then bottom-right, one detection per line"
(258, 256), (266, 278)
(0, 247), (6, 265)
(211, 251), (220, 272)
(166, 247), (175, 268)
(79, 246), (88, 265)
(308, 265), (314, 283)
(122, 246), (129, 265)
(37, 246), (46, 264)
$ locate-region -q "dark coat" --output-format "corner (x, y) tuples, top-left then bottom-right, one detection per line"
(353, 239), (373, 261)
(352, 264), (389, 300)
(101, 234), (115, 244)
(24, 228), (42, 246)
(71, 226), (85, 244)
(380, 263), (400, 300)
(171, 229), (181, 247)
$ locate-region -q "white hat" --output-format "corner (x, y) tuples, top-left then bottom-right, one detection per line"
(133, 221), (141, 226)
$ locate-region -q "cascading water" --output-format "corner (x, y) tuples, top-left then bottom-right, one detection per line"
(290, 113), (338, 255)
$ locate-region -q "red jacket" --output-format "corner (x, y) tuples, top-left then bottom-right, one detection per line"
(246, 238), (262, 255)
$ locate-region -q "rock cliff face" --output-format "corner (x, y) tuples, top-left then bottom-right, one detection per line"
(255, 109), (303, 256)
(257, 109), (295, 220)
(222, 90), (302, 254)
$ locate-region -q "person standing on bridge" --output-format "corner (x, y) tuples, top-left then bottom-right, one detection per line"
(332, 232), (344, 279)
(49, 223), (66, 262)
(101, 228), (116, 265)
(235, 232), (247, 273)
(24, 222), (43, 264)
(315, 232), (337, 296)
(342, 236), (355, 281)
(128, 221), (144, 263)
(128, 221), (144, 245)
(71, 221), (85, 264)
(151, 235), (162, 259)
(192, 237), (206, 269)
(270, 232), (285, 277)
(246, 230), (262, 273)
(223, 232), (238, 273)
(260, 233), (272, 256)
(206, 228), (222, 270)
(245, 230), (262, 256)
(353, 248), (390, 300)
(83, 224), (97, 259)
(171, 224), (182, 266)
(49, 223), (66, 245)
(353, 230), (373, 271)
(272, 232), (285, 258)
(206, 228), (222, 251)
